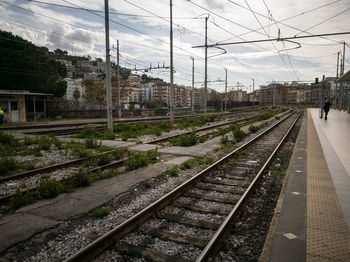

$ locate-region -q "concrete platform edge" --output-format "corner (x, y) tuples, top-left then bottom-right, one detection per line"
(259, 111), (307, 262)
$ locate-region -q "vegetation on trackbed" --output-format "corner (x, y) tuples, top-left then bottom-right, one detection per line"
(0, 132), (116, 177)
(9, 148), (159, 210)
(75, 115), (218, 141)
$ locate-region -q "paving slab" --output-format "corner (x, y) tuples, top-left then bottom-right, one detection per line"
(0, 213), (59, 252)
(0, 155), (191, 252)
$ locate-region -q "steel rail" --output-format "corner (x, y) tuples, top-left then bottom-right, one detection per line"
(147, 110), (285, 144)
(0, 150), (120, 184)
(196, 112), (301, 261)
(64, 110), (295, 262)
(0, 107), (262, 131)
(0, 158), (127, 205)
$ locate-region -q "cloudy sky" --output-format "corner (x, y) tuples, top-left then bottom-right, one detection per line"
(1, 0), (350, 92)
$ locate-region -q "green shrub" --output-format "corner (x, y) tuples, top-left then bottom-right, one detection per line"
(120, 132), (130, 141)
(36, 136), (52, 150)
(169, 166), (178, 177)
(76, 126), (102, 139)
(49, 135), (63, 149)
(112, 148), (127, 160)
(198, 135), (208, 143)
(72, 169), (94, 186)
(249, 125), (260, 133)
(146, 149), (159, 163)
(23, 136), (36, 146)
(34, 149), (43, 157)
(66, 143), (91, 158)
(125, 152), (149, 170)
(233, 127), (246, 142)
(180, 161), (192, 170)
(0, 131), (20, 147)
(85, 138), (100, 149)
(92, 207), (110, 218)
(97, 154), (113, 165)
(37, 176), (63, 199)
(204, 157), (214, 165)
(153, 127), (162, 136)
(103, 129), (115, 140)
(173, 132), (198, 147)
(220, 135), (229, 144)
(157, 121), (171, 131)
(0, 157), (19, 176)
(9, 189), (40, 210)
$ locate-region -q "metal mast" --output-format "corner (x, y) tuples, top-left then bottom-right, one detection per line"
(104, 0), (113, 131)
(169, 0), (174, 124)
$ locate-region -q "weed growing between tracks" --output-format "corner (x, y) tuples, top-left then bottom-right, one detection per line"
(8, 148), (159, 210)
(91, 207), (110, 218)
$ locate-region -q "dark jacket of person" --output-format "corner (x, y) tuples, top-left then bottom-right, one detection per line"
(323, 101), (331, 112)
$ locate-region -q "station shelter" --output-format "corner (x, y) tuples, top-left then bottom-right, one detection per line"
(337, 70), (350, 113)
(0, 90), (52, 123)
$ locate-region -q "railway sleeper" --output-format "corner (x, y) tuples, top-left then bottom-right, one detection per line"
(172, 200), (232, 216)
(158, 213), (221, 230)
(184, 191), (239, 204)
(139, 227), (208, 248)
(203, 177), (250, 187)
(116, 241), (193, 262)
(215, 173), (253, 180)
(195, 183), (246, 194)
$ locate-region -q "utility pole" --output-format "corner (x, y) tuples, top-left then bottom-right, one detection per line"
(104, 0), (113, 131)
(204, 16), (208, 116)
(191, 57), (194, 113)
(224, 68), (227, 111)
(339, 42), (346, 110)
(336, 51), (340, 77)
(342, 41), (346, 75)
(252, 78), (255, 107)
(169, 0), (174, 124)
(117, 40), (121, 119)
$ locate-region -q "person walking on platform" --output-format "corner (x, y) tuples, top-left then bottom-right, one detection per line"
(0, 108), (4, 124)
(323, 98), (332, 120)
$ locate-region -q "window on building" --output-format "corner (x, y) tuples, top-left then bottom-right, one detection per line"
(11, 101), (18, 111)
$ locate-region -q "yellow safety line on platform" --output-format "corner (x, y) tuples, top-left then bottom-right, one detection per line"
(307, 110), (350, 261)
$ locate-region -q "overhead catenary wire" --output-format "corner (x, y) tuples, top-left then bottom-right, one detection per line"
(224, 0), (343, 44)
(19, 0), (203, 20)
(295, 7), (350, 36)
(243, 0), (296, 79)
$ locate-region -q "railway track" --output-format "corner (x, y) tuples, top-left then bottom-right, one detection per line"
(63, 110), (300, 262)
(21, 109), (264, 136)
(1, 109), (280, 187)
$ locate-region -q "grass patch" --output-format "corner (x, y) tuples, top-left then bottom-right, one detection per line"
(9, 189), (40, 210)
(170, 132), (198, 147)
(220, 135), (229, 144)
(169, 166), (179, 177)
(125, 149), (159, 171)
(37, 175), (64, 199)
(0, 157), (19, 176)
(233, 127), (246, 142)
(91, 207), (110, 218)
(180, 161), (192, 170)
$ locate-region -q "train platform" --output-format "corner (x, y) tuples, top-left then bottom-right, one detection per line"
(263, 108), (350, 261)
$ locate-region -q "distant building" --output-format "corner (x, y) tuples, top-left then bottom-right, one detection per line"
(141, 83), (154, 102)
(310, 77), (336, 106)
(65, 78), (85, 102)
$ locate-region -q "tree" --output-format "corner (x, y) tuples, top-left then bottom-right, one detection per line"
(83, 79), (105, 109)
(73, 88), (80, 101)
(0, 30), (67, 97)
